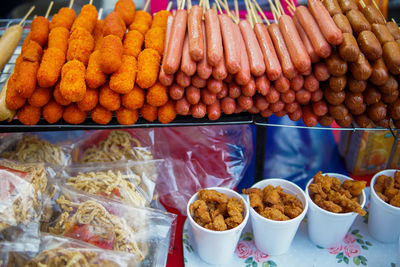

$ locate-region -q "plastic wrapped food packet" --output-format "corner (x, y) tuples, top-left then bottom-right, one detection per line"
(50, 161), (160, 207)
(41, 184), (176, 265)
(0, 241), (38, 266)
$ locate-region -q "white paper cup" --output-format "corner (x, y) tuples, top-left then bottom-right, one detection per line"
(247, 179), (308, 256)
(186, 187), (249, 265)
(305, 173), (366, 248)
(368, 169), (400, 243)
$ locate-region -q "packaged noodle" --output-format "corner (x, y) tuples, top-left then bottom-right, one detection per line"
(0, 241), (38, 267)
(42, 185), (176, 265)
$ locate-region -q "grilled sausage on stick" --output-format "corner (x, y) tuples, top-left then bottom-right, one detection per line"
(159, 14), (175, 86)
(188, 0), (204, 61)
(204, 0), (223, 66)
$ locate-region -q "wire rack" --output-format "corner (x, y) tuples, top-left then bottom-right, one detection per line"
(0, 18), (399, 133)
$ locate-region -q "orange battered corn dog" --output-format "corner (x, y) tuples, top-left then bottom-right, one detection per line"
(158, 100), (176, 123)
(123, 30), (144, 57)
(28, 86), (52, 107)
(21, 40), (42, 62)
(129, 10), (152, 35)
(116, 107), (139, 125)
(146, 82), (168, 107)
(21, 32), (32, 52)
(18, 103), (41, 125)
(30, 16), (49, 47)
(71, 4), (98, 33)
(110, 55), (137, 94)
(50, 7), (76, 30)
(136, 48), (161, 88)
(60, 59), (86, 102)
(104, 11), (126, 39)
(100, 35), (123, 74)
(99, 83), (120, 111)
(91, 105), (112, 124)
(67, 27), (95, 65)
(140, 103), (157, 122)
(85, 50), (108, 88)
(122, 85), (145, 109)
(93, 19), (105, 51)
(77, 88), (98, 111)
(145, 27), (165, 55)
(43, 100), (63, 123)
(37, 47), (66, 88)
(53, 81), (71, 106)
(5, 74), (26, 110)
(63, 103), (87, 124)
(114, 0), (136, 26)
(15, 60), (39, 98)
(151, 10), (171, 29)
(48, 27), (70, 54)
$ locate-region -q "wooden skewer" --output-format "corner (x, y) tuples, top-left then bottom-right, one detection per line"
(19, 6), (35, 26)
(143, 0), (151, 11)
(212, 2), (217, 11)
(358, 0), (366, 8)
(214, 0), (223, 14)
(244, 0), (253, 26)
(275, 0), (285, 16)
(181, 0), (187, 9)
(69, 0), (74, 9)
(283, 0), (295, 14)
(252, 0), (270, 25)
(89, 0), (93, 5)
(223, 0), (234, 20)
(372, 0), (386, 21)
(199, 0), (204, 8)
(167, 1), (173, 11)
(207, 0), (211, 9)
(98, 7), (103, 19)
(268, 0), (278, 23)
(249, 0), (260, 24)
(188, 0), (192, 9)
(45, 1), (54, 19)
(234, 0), (239, 19)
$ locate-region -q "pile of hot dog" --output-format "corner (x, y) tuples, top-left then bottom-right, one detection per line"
(0, 0), (399, 128)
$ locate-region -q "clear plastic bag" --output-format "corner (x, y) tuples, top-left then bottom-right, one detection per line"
(24, 234), (140, 267)
(41, 184), (176, 266)
(152, 125), (253, 214)
(51, 161), (161, 207)
(0, 241), (38, 267)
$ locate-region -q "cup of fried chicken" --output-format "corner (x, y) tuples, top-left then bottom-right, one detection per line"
(187, 188), (249, 265)
(306, 172), (366, 248)
(243, 179), (308, 255)
(368, 169), (400, 243)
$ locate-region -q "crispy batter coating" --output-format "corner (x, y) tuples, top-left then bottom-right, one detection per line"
(100, 35), (123, 74)
(67, 27), (95, 65)
(71, 4), (98, 33)
(18, 104), (41, 125)
(50, 7), (76, 30)
(99, 83), (121, 111)
(37, 47), (66, 88)
(110, 55), (137, 94)
(77, 88), (99, 111)
(146, 82), (168, 107)
(30, 16), (49, 47)
(198, 189), (228, 203)
(140, 103), (157, 122)
(60, 60), (87, 102)
(93, 20), (105, 51)
(15, 60), (39, 98)
(85, 50), (108, 89)
(53, 81), (71, 106)
(309, 172), (366, 216)
(151, 10), (171, 29)
(115, 0), (136, 26)
(48, 27), (70, 54)
(5, 73), (26, 110)
(122, 85), (145, 110)
(145, 27), (165, 55)
(91, 105), (112, 124)
(63, 103), (87, 124)
(158, 100), (177, 124)
(374, 171), (400, 208)
(43, 100), (63, 123)
(244, 185), (304, 221)
(123, 30), (144, 57)
(129, 11), (152, 35)
(104, 11), (126, 39)
(136, 48), (161, 89)
(225, 197), (244, 229)
(21, 40), (43, 62)
(28, 86), (52, 107)
(116, 107), (138, 125)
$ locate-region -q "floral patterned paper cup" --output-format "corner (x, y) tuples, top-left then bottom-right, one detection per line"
(305, 173), (366, 248)
(368, 169), (400, 243)
(186, 187), (249, 265)
(247, 179), (308, 255)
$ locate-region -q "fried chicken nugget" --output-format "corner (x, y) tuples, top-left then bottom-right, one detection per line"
(93, 20), (105, 51)
(145, 27), (165, 56)
(110, 55), (137, 94)
(48, 27), (70, 54)
(198, 189), (228, 204)
(243, 188), (264, 211)
(140, 103), (157, 122)
(50, 7), (76, 31)
(136, 48), (161, 89)
(67, 27), (95, 65)
(263, 185), (281, 205)
(158, 100), (176, 124)
(18, 104), (41, 125)
(71, 4), (98, 34)
(21, 40), (43, 62)
(99, 83), (120, 111)
(91, 105), (112, 124)
(129, 10), (152, 35)
(5, 74), (26, 110)
(100, 35), (123, 74)
(342, 180), (367, 197)
(313, 171), (333, 193)
(60, 60), (87, 102)
(104, 11), (126, 40)
(225, 197), (244, 228)
(123, 30), (144, 57)
(53, 81), (71, 106)
(260, 207), (290, 221)
(77, 88), (98, 111)
(146, 82), (168, 107)
(122, 85), (145, 110)
(114, 0), (136, 26)
(63, 103), (87, 124)
(116, 107), (138, 125)
(43, 100), (63, 123)
(85, 50), (108, 89)
(151, 10), (171, 29)
(190, 199), (211, 226)
(15, 60), (39, 98)
(207, 214), (227, 231)
(28, 86), (52, 107)
(37, 47), (66, 88)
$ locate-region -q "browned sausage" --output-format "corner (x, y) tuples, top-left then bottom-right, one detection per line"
(238, 95), (253, 110)
(382, 89), (399, 103)
(350, 103), (366, 115)
(338, 0), (358, 13)
(186, 86), (201, 104)
(261, 108), (274, 118)
(313, 100), (329, 116)
(229, 82), (241, 98)
(326, 51), (348, 76)
(345, 92), (363, 109)
(197, 22), (212, 79)
(304, 74), (319, 92)
(324, 88), (346, 105)
(289, 107), (303, 121)
(285, 101), (300, 113)
(346, 10), (371, 35)
(349, 53), (372, 80)
(357, 30), (382, 61)
(329, 75), (347, 92)
(207, 100), (221, 120)
(269, 100), (285, 112)
(159, 15), (174, 86)
(355, 114), (372, 127)
(362, 5), (386, 25)
(281, 89), (296, 103)
(363, 84), (381, 104)
(387, 21), (400, 40)
(192, 74), (207, 88)
(256, 75), (270, 96)
(378, 75), (398, 94)
(176, 98), (191, 115)
(372, 24), (395, 45)
(296, 89), (312, 105)
(212, 55), (228, 81)
(201, 88), (217, 105)
(275, 75), (290, 93)
(217, 82), (228, 99)
(336, 113), (353, 127)
(204, 9), (223, 66)
(221, 97), (236, 114)
(242, 78), (256, 97)
(181, 33), (197, 77)
(339, 33), (360, 62)
(219, 14), (240, 74)
(370, 58), (389, 86)
(191, 102), (207, 118)
(329, 103), (349, 120)
(293, 15), (320, 63)
(323, 0), (342, 16)
(333, 14), (353, 34)
(313, 62), (331, 81)
(176, 70), (191, 88)
(388, 99), (400, 119)
(169, 83), (185, 100)
(207, 78), (223, 94)
(234, 23), (251, 86)
(266, 86), (280, 103)
(312, 89), (324, 102)
(382, 41), (400, 75)
(367, 101), (387, 121)
(347, 75), (367, 92)
(290, 74), (305, 91)
(302, 105), (319, 127)
(319, 114), (334, 126)
(254, 94), (269, 111)
(188, 6), (204, 62)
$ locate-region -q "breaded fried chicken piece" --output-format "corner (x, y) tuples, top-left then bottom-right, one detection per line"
(260, 207), (289, 221)
(225, 197), (244, 229)
(263, 185), (281, 205)
(313, 171), (332, 193)
(317, 200), (343, 213)
(198, 189), (228, 204)
(342, 180), (367, 197)
(190, 199), (211, 226)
